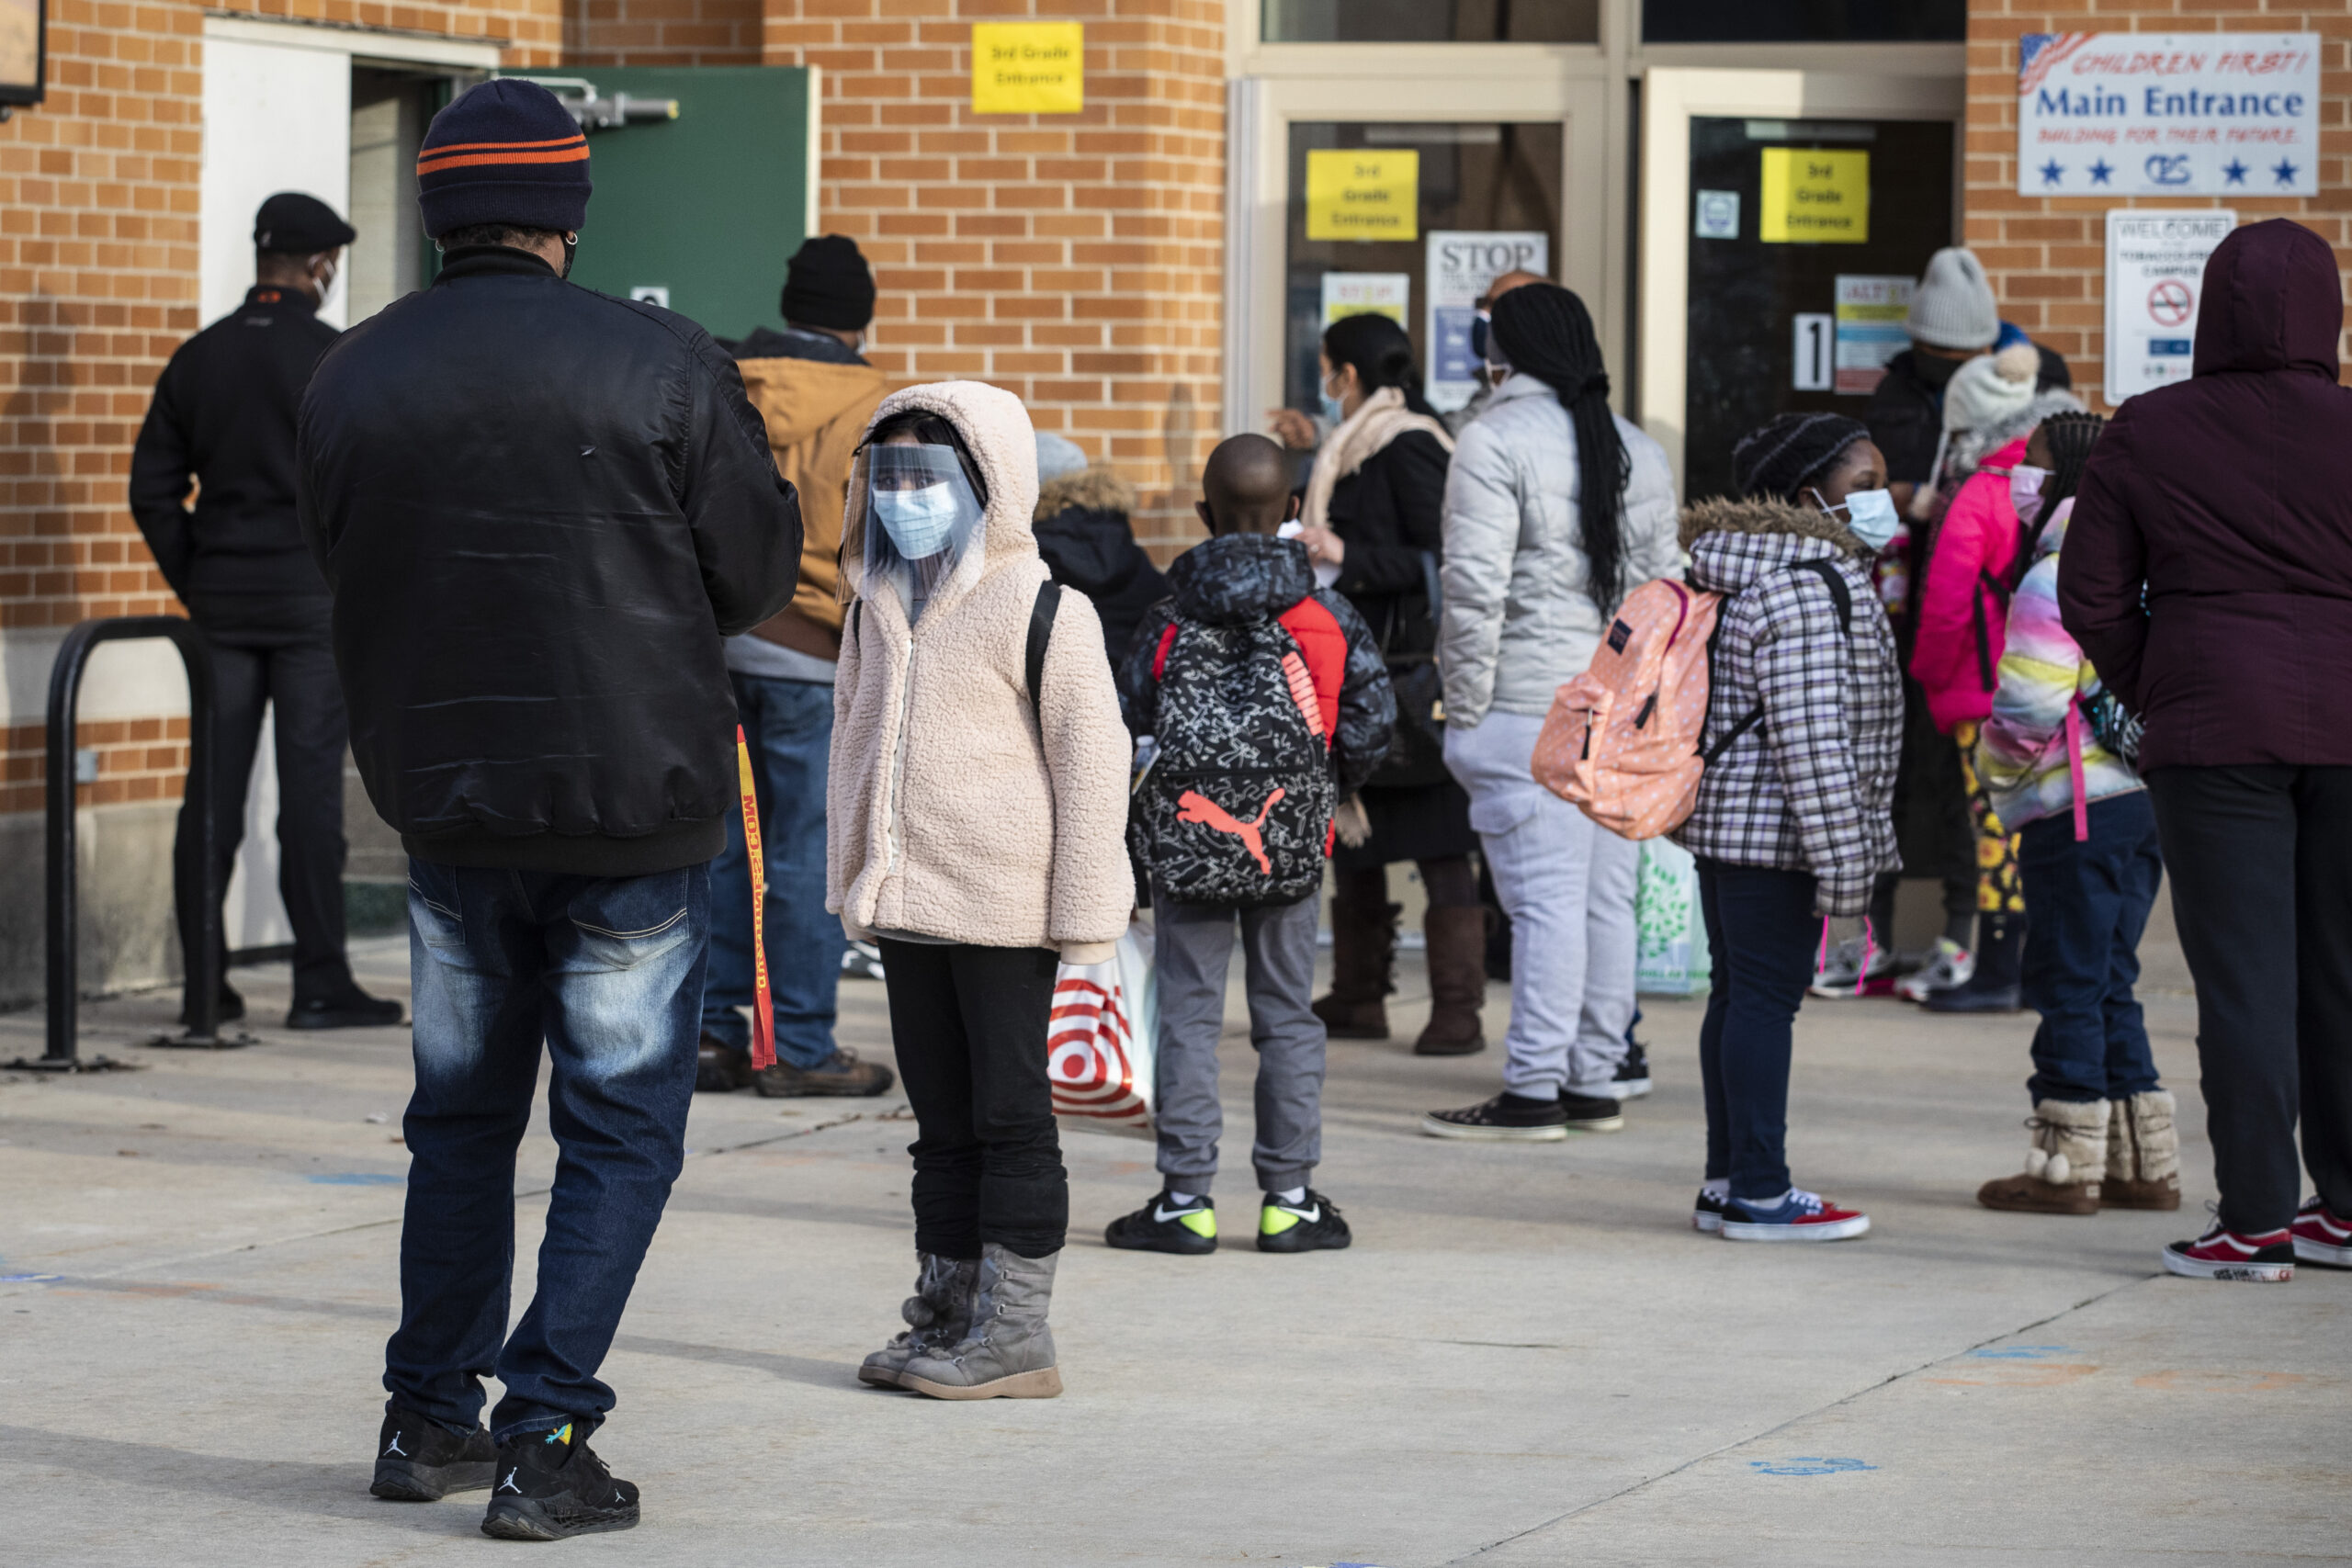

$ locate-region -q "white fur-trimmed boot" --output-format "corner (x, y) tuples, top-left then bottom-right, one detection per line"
(1977, 1098), (2109, 1215)
(2103, 1089), (2182, 1211)
(858, 1252), (978, 1389)
(899, 1242), (1063, 1401)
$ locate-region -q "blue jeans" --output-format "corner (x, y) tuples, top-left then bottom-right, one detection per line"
(385, 859), (708, 1442)
(2018, 792), (2164, 1104)
(702, 673), (842, 1070)
(1695, 860), (1818, 1202)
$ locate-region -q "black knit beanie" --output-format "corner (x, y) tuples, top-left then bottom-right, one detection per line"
(1734, 412), (1871, 502)
(781, 235), (876, 332)
(416, 80), (591, 239)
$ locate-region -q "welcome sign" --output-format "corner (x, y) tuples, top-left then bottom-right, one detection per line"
(2017, 33), (2318, 197)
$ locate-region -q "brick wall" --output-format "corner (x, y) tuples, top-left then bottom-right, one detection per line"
(757, 0), (1227, 550)
(571, 0), (763, 64)
(1965, 3), (2352, 408)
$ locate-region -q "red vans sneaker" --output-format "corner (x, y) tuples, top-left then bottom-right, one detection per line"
(2290, 1196), (2352, 1269)
(1720, 1188), (1871, 1243)
(2162, 1220), (2295, 1281)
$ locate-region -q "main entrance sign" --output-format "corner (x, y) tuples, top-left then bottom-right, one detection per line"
(2018, 33), (2317, 197)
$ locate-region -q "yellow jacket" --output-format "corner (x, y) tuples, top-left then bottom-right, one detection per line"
(736, 353), (888, 653)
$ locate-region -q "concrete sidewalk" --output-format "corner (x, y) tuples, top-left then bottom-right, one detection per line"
(2, 928), (2345, 1566)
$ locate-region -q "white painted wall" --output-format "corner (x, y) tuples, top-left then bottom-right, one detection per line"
(199, 35), (352, 330)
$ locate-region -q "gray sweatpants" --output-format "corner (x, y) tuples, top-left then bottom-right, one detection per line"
(1150, 892), (1325, 1196)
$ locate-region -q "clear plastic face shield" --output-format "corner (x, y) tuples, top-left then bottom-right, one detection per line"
(864, 442), (985, 620)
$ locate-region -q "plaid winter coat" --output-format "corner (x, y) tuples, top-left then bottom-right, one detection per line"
(1672, 498), (1903, 918)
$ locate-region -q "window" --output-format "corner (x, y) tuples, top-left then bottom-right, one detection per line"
(1643, 0), (1962, 44)
(1264, 0), (1598, 44)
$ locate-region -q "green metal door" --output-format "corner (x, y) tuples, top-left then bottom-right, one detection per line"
(518, 66), (815, 343)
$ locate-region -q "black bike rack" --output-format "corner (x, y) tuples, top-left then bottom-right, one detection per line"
(8, 616), (254, 1073)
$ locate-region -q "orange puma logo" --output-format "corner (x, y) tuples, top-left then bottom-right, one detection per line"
(1176, 788), (1284, 875)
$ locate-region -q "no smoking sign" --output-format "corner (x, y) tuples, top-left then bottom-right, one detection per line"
(2147, 279), (2193, 330)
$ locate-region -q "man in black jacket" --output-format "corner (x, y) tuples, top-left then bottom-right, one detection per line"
(297, 80), (798, 1541)
(130, 191), (402, 1031)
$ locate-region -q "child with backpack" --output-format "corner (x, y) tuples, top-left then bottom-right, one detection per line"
(1105, 434), (1395, 1255)
(1971, 412), (2180, 1218)
(1671, 418), (1904, 1241)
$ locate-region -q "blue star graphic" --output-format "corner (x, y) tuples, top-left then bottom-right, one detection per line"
(2087, 158), (2114, 186)
(2222, 158), (2249, 185)
(2273, 158), (2300, 186)
(2039, 159), (2065, 186)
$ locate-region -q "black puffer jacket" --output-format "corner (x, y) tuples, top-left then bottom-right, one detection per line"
(1326, 427), (1450, 660)
(297, 246), (801, 876)
(1033, 468), (1167, 666)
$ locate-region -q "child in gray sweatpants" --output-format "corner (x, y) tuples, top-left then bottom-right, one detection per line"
(1103, 434), (1394, 1256)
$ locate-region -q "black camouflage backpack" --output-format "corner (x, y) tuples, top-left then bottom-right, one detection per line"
(1132, 614), (1336, 908)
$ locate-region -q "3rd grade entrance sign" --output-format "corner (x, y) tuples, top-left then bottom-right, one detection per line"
(2018, 33), (2318, 197)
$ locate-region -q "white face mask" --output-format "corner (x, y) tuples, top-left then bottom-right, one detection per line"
(872, 482), (961, 559)
(2008, 463), (2050, 529)
(1814, 487), (1901, 552)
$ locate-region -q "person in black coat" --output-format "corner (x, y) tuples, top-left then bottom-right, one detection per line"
(130, 190), (403, 1032)
(1283, 312), (1485, 1055)
(1031, 438), (1166, 668)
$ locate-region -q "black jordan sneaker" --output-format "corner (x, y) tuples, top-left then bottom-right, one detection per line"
(1103, 1189), (1218, 1255)
(480, 1423), (640, 1540)
(1257, 1190), (1351, 1254)
(370, 1405), (495, 1502)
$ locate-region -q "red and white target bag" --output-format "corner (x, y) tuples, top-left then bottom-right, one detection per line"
(1049, 918), (1158, 1134)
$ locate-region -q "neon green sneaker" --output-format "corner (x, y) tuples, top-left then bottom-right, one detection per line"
(1103, 1190), (1217, 1255)
(1258, 1190), (1352, 1254)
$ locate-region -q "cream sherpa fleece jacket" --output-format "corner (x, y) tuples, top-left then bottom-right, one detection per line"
(826, 380), (1133, 961)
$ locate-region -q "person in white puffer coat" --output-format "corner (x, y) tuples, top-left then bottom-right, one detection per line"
(1427, 283), (1681, 1141)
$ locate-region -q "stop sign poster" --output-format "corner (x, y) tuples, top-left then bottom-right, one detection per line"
(2105, 209), (2234, 405)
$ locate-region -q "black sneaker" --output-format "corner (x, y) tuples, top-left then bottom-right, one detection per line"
(695, 1032), (752, 1092)
(1104, 1190), (1217, 1255)
(1422, 1090), (1570, 1142)
(1692, 1188), (1727, 1235)
(178, 983), (245, 1029)
(1604, 1041), (1653, 1100)
(481, 1424), (639, 1540)
(1258, 1190), (1351, 1253)
(287, 987), (405, 1030)
(370, 1405), (495, 1502)
(1558, 1089), (1627, 1132)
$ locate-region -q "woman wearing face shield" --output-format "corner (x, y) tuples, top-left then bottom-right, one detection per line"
(826, 383), (1133, 1400)
(1668, 412), (1904, 1241)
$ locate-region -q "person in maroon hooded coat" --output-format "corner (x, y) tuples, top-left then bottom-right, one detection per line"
(2061, 218), (2352, 1284)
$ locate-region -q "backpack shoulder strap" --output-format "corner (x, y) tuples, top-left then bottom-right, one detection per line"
(1792, 557), (1854, 638)
(1025, 579), (1063, 712)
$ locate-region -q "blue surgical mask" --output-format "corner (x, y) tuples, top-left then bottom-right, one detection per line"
(1317, 368), (1349, 427)
(873, 483), (961, 559)
(1815, 486), (1900, 552)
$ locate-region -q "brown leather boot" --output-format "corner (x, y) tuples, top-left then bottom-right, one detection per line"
(2102, 1089), (2182, 1210)
(1977, 1098), (2107, 1215)
(1313, 884), (1396, 1040)
(1414, 905), (1488, 1056)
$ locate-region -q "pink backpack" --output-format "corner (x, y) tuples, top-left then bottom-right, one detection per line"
(1532, 579), (1721, 840)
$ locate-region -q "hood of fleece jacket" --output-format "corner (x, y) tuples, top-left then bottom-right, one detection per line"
(1680, 496), (1869, 596)
(1164, 533), (1317, 626)
(842, 379), (1040, 615)
(2194, 217), (2342, 380)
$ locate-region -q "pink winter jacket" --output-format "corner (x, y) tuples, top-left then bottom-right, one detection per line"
(1911, 436), (2028, 734)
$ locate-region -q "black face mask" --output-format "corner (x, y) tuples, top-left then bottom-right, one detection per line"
(1912, 350), (1965, 390)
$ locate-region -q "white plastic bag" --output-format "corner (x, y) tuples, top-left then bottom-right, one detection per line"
(1634, 838), (1712, 997)
(1049, 918), (1158, 1134)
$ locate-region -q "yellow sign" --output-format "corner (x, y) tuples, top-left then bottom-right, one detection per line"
(1760, 148), (1870, 244)
(971, 22), (1083, 115)
(1306, 149), (1419, 243)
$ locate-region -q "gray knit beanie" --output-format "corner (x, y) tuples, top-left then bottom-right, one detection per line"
(1906, 247), (1999, 351)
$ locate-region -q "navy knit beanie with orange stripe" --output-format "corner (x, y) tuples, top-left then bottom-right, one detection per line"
(417, 80), (592, 239)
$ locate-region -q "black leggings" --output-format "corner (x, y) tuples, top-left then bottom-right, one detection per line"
(877, 940), (1067, 1258)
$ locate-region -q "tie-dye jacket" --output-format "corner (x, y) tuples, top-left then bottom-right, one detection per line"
(1975, 499), (2143, 829)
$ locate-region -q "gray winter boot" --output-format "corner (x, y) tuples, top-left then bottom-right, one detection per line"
(899, 1242), (1063, 1401)
(857, 1252), (978, 1389)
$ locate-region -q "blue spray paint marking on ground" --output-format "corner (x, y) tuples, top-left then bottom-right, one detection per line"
(306, 1173), (406, 1186)
(0, 1273), (62, 1283)
(1968, 1345), (2069, 1359)
(1749, 1458), (1876, 1476)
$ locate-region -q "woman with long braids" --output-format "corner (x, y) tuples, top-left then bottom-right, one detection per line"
(1973, 411), (2181, 1220)
(1425, 283), (1681, 1139)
